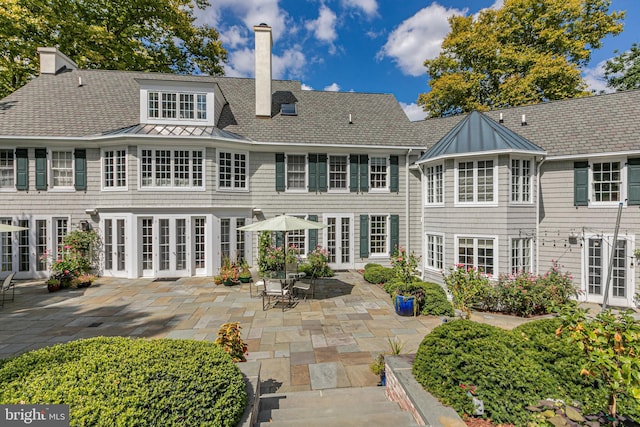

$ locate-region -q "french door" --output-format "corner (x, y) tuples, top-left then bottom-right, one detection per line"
(103, 218), (127, 277)
(139, 216), (192, 278)
(324, 215), (353, 270)
(584, 235), (635, 307)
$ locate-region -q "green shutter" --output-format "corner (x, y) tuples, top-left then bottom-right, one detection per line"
(390, 155), (399, 192)
(15, 149), (28, 191)
(74, 149), (87, 191)
(318, 154), (327, 192)
(628, 158), (640, 205)
(350, 155), (359, 192)
(275, 231), (283, 248)
(359, 154), (369, 192)
(35, 149), (47, 190)
(308, 214), (318, 251)
(574, 161), (589, 206)
(275, 153), (285, 192)
(359, 214), (369, 258)
(390, 215), (399, 255)
(308, 154), (317, 191)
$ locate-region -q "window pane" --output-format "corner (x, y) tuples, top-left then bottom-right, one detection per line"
(426, 234), (443, 269)
(287, 155), (306, 189)
(148, 92), (159, 118)
(155, 150), (171, 187)
(0, 149), (14, 188)
(174, 150), (190, 187)
(219, 152), (232, 188)
(234, 153), (246, 188)
(194, 217), (205, 269)
(370, 215), (387, 254)
(179, 93), (194, 119)
(52, 151), (73, 187)
(370, 157), (387, 189)
(162, 93), (176, 118)
(588, 238), (602, 295)
(426, 164), (443, 204)
(1, 218), (12, 271)
(329, 155), (348, 189)
(593, 162), (621, 202)
(458, 237), (474, 270)
(458, 162), (474, 202)
(141, 150), (153, 187)
(196, 94), (207, 120)
(477, 160), (493, 202)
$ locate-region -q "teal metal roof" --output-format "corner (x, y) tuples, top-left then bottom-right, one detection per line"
(417, 111), (545, 163)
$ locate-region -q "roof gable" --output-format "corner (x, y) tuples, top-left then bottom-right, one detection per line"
(417, 111), (545, 163)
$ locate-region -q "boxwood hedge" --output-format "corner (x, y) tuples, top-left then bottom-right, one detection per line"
(0, 337), (247, 427)
(362, 264), (394, 284)
(412, 319), (639, 425)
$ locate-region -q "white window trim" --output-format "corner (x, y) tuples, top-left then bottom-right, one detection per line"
(285, 153), (308, 193)
(0, 148), (16, 192)
(368, 155), (390, 194)
(588, 157), (627, 208)
(328, 154), (350, 193)
(137, 147), (206, 191)
(454, 158), (499, 207)
(424, 162), (445, 206)
(424, 232), (445, 272)
(48, 149), (75, 192)
(101, 147), (128, 191)
(454, 234), (498, 276)
(509, 157), (534, 205)
(369, 214), (390, 258)
(217, 149), (250, 193)
(509, 237), (533, 274)
(139, 84), (216, 126)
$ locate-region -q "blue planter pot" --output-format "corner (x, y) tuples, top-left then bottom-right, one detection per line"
(394, 295), (416, 316)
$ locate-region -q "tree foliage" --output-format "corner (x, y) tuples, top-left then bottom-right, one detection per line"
(418, 0), (624, 117)
(604, 43), (640, 91)
(0, 0), (227, 98)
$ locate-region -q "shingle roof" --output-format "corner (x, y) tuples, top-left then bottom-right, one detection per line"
(0, 69), (420, 148)
(412, 90), (640, 157)
(417, 111), (545, 163)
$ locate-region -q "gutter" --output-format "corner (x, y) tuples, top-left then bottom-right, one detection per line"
(536, 157), (546, 275)
(406, 149), (412, 253)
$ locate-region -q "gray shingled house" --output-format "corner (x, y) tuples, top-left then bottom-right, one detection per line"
(0, 25), (639, 307)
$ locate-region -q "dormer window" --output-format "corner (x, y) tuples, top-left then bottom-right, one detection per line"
(281, 103), (297, 116)
(147, 91), (206, 121)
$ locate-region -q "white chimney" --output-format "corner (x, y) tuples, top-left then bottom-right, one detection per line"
(254, 24), (273, 118)
(37, 47), (78, 75)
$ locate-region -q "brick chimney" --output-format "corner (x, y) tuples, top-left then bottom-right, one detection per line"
(254, 24), (272, 118)
(37, 47), (78, 75)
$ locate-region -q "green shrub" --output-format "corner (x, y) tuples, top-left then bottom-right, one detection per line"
(413, 320), (563, 425)
(363, 264), (394, 284)
(422, 287), (454, 316)
(0, 337), (247, 427)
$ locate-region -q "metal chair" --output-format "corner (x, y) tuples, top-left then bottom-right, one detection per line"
(1, 272), (16, 307)
(262, 279), (292, 311)
(293, 268), (317, 301)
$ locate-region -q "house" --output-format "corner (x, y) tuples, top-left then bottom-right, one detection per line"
(0, 25), (638, 307)
(0, 25), (423, 281)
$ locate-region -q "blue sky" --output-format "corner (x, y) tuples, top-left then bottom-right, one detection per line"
(197, 0), (640, 121)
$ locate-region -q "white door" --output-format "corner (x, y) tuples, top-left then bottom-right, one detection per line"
(103, 218), (127, 277)
(157, 217), (189, 278)
(324, 215), (353, 270)
(584, 235), (635, 307)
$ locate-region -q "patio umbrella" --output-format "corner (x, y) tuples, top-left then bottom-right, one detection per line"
(238, 214), (326, 279)
(0, 224), (28, 232)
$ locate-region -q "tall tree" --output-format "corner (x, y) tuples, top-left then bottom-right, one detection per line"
(604, 43), (640, 91)
(0, 0), (227, 98)
(418, 0), (624, 117)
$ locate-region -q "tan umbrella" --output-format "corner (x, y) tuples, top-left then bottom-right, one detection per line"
(0, 224), (28, 232)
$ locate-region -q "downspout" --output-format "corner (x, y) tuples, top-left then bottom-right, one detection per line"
(406, 149), (412, 253)
(535, 157), (546, 275)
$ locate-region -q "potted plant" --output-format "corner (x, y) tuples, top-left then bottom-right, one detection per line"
(215, 322), (248, 362)
(213, 275), (223, 285)
(238, 260), (252, 283)
(46, 277), (61, 292)
(393, 283), (424, 316)
(369, 337), (404, 386)
(72, 273), (96, 288)
(219, 257), (239, 286)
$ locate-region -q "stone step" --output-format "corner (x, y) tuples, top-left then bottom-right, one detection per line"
(259, 386), (388, 410)
(258, 400), (401, 421)
(257, 411), (419, 427)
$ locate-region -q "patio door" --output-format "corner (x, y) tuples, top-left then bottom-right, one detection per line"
(324, 215), (353, 270)
(157, 218), (188, 277)
(584, 235), (635, 307)
(103, 218), (127, 277)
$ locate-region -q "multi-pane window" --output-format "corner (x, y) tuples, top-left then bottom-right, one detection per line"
(194, 217), (206, 269)
(286, 155), (306, 190)
(587, 237), (628, 298)
(140, 149), (204, 189)
(0, 149), (14, 188)
(51, 151), (73, 188)
(218, 151), (247, 190)
(612, 240), (627, 298)
(221, 218), (248, 263)
(141, 218), (153, 270)
(457, 160), (495, 203)
(592, 161), (621, 202)
(236, 219), (246, 262)
(425, 164), (443, 204)
(18, 219), (29, 272)
(0, 219), (12, 272)
(287, 216), (306, 256)
(457, 237), (494, 275)
(425, 234), (443, 270)
(148, 91), (207, 121)
(370, 215), (387, 255)
(36, 220), (47, 271)
(588, 238), (603, 295)
(510, 238), (532, 273)
(370, 157), (388, 190)
(511, 159), (531, 203)
(220, 218), (231, 264)
(54, 218), (68, 258)
(103, 149), (127, 188)
(329, 155), (348, 190)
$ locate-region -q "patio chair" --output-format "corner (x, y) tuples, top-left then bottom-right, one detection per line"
(292, 267), (317, 301)
(251, 278), (265, 298)
(1, 272), (16, 307)
(262, 279), (292, 311)
(285, 262), (306, 282)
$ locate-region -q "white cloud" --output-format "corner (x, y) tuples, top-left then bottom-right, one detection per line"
(342, 0), (378, 17)
(220, 25), (249, 49)
(324, 83), (341, 91)
(273, 48), (307, 79)
(197, 0), (288, 41)
(400, 102), (428, 121)
(583, 59), (614, 94)
(378, 3), (467, 77)
(223, 47), (255, 77)
(305, 5), (338, 54)
(301, 83), (314, 90)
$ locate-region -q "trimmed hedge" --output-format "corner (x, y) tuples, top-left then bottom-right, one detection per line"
(413, 319), (639, 425)
(383, 280), (454, 317)
(363, 264), (394, 284)
(0, 337), (247, 427)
